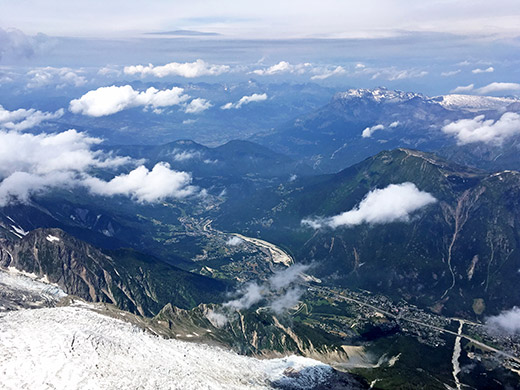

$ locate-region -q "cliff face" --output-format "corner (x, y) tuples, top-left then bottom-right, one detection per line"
(152, 303), (353, 365)
(0, 228), (226, 316)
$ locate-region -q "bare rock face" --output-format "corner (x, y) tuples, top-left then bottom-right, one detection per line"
(0, 228), (226, 316)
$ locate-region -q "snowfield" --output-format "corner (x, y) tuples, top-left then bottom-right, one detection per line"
(0, 303), (334, 390)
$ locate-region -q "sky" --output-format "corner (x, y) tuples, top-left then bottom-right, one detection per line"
(1, 0), (520, 39)
(0, 1), (520, 97)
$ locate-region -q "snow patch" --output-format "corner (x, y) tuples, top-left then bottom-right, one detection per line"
(46, 235), (60, 243)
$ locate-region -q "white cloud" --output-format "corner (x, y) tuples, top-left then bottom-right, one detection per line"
(450, 82), (520, 95)
(97, 66), (122, 77)
(302, 183), (436, 229)
(223, 263), (310, 314)
(0, 129), (196, 206)
(69, 85), (189, 117)
(172, 150), (201, 161)
(251, 61), (311, 76)
(472, 66), (494, 74)
(83, 163), (195, 203)
(0, 105), (64, 131)
(442, 112), (520, 145)
(441, 70), (461, 77)
(270, 287), (303, 314)
(124, 59), (230, 78)
(185, 98), (212, 114)
(389, 121), (400, 128)
(224, 283), (264, 311)
(0, 129), (124, 205)
(205, 309), (228, 328)
(475, 82), (520, 95)
(450, 84), (474, 94)
(220, 93), (268, 110)
(26, 67), (87, 88)
(310, 66), (347, 80)
(486, 307), (520, 334)
(226, 236), (244, 246)
(269, 264), (310, 290)
(361, 124), (385, 138)
(355, 65), (428, 81)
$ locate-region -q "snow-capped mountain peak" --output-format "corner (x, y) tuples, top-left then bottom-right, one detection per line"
(335, 87), (426, 103)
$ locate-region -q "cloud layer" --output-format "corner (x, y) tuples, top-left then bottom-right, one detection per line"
(26, 67), (87, 88)
(124, 60), (230, 78)
(0, 129), (196, 206)
(442, 112), (520, 145)
(302, 183), (436, 229)
(0, 105), (64, 131)
(221, 93), (267, 109)
(69, 85), (189, 116)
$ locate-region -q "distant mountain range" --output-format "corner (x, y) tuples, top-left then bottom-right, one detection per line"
(253, 87), (520, 173)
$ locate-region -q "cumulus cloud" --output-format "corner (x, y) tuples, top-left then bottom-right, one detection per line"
(83, 163), (195, 203)
(442, 112), (520, 145)
(450, 84), (475, 94)
(226, 236), (244, 246)
(69, 85), (189, 117)
(251, 61), (311, 76)
(486, 307), (520, 334)
(361, 124), (385, 138)
(302, 183), (436, 229)
(185, 98), (212, 114)
(472, 66), (494, 74)
(223, 263), (311, 314)
(0, 129), (196, 206)
(220, 93), (267, 110)
(311, 66), (347, 80)
(124, 59), (230, 78)
(0, 105), (64, 131)
(26, 67), (87, 88)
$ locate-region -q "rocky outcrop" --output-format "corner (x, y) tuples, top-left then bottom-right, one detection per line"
(0, 228), (226, 316)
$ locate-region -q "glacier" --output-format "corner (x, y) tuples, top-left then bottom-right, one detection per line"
(0, 269), (339, 390)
